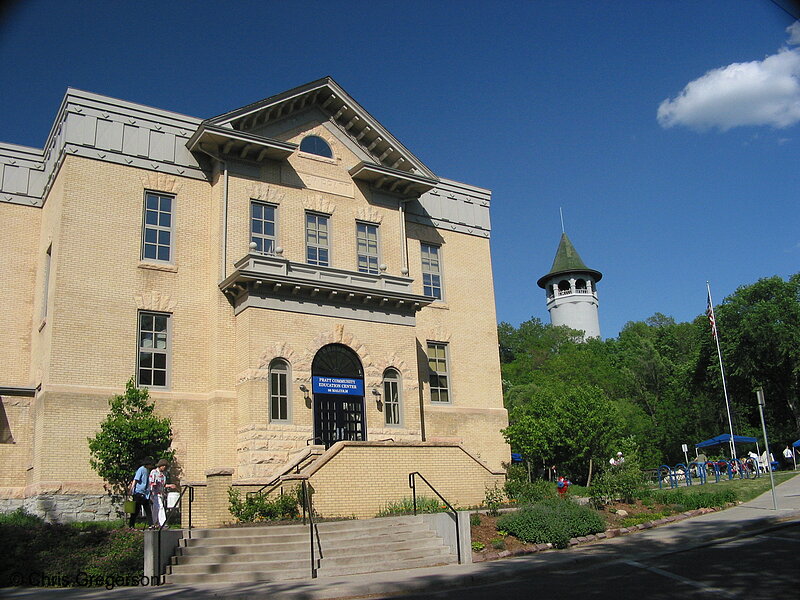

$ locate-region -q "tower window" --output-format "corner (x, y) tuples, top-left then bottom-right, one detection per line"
(299, 135), (333, 159)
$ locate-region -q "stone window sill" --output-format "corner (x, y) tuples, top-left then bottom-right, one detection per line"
(138, 261), (178, 273)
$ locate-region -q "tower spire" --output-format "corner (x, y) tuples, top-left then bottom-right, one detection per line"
(537, 232), (602, 340)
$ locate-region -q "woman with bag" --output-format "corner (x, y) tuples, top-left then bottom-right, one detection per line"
(149, 459), (176, 528)
(128, 457), (154, 528)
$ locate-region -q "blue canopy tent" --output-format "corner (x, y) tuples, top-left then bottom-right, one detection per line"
(793, 439), (800, 448)
(695, 434), (760, 461)
(695, 434), (757, 448)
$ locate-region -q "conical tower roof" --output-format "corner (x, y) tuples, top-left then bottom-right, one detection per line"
(537, 233), (602, 288)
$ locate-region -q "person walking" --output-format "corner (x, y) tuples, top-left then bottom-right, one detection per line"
(149, 459), (176, 528)
(128, 457), (154, 528)
(783, 446), (795, 470)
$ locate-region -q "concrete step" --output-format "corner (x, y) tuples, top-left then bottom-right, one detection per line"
(164, 566), (314, 585)
(184, 515), (423, 539)
(181, 522), (429, 547)
(172, 536), (448, 565)
(165, 554), (457, 585)
(163, 515), (456, 585)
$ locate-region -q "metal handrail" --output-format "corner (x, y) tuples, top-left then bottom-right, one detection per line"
(155, 484), (194, 582)
(158, 484), (193, 532)
(249, 452), (320, 498)
(408, 472), (461, 564)
(301, 479), (323, 578)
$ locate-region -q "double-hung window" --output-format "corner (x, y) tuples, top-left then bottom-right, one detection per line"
(427, 342), (450, 403)
(356, 222), (379, 274)
(383, 368), (401, 426)
(421, 243), (442, 299)
(269, 359), (290, 422)
(306, 213), (330, 266)
(142, 192), (174, 262)
(251, 201), (276, 255)
(138, 311), (170, 387)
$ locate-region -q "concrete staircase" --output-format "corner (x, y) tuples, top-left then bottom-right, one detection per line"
(164, 515), (457, 584)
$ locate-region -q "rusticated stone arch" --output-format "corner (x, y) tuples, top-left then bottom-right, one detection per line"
(134, 291), (177, 313)
(425, 324), (452, 344)
(140, 173), (183, 195)
(248, 183), (285, 205)
(303, 194), (336, 215)
(294, 324), (373, 383)
(371, 353), (418, 391)
(355, 206), (383, 224)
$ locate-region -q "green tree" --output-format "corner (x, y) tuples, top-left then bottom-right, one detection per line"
(87, 378), (175, 495)
(708, 274), (800, 440)
(502, 382), (622, 483)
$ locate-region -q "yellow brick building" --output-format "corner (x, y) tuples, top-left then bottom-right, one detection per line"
(0, 78), (508, 522)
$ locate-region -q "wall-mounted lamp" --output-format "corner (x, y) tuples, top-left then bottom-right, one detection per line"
(299, 384), (310, 402)
(372, 387), (382, 409)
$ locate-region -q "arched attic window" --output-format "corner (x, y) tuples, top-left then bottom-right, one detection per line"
(299, 135), (333, 159)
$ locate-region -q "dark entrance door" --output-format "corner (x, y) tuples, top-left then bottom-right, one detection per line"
(312, 344), (365, 449)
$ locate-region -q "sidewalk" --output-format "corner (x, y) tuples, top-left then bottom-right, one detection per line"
(5, 474), (800, 600)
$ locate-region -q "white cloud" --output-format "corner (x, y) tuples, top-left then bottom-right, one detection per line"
(788, 21), (800, 45)
(657, 48), (800, 131)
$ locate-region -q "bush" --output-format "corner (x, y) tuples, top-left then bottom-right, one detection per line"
(589, 466), (647, 507)
(497, 499), (605, 549)
(377, 496), (447, 517)
(484, 483), (506, 516)
(228, 487), (301, 523)
(1, 511), (144, 587)
(651, 489), (737, 510)
(504, 478), (557, 504)
(470, 513), (482, 526)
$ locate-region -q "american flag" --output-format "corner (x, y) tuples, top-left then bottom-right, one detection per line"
(706, 291), (717, 339)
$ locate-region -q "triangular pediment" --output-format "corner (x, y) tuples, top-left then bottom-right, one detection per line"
(203, 77), (437, 181)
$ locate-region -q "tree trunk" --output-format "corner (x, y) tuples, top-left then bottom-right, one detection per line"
(586, 457), (594, 487)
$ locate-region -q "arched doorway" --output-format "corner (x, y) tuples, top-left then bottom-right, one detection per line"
(312, 344), (366, 448)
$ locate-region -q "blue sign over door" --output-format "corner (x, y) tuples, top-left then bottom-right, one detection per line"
(312, 376), (364, 396)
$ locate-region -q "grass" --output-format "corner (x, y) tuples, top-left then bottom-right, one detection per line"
(649, 470), (796, 503)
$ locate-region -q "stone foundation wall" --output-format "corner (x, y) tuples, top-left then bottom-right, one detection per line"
(0, 494), (120, 523)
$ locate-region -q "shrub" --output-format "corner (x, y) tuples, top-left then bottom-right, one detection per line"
(589, 466), (647, 507)
(497, 499), (605, 549)
(471, 541), (485, 551)
(484, 483), (506, 516)
(504, 478), (557, 504)
(651, 489), (737, 510)
(228, 487), (301, 523)
(470, 513), (482, 526)
(0, 512), (144, 587)
(491, 537), (506, 550)
(377, 496), (447, 517)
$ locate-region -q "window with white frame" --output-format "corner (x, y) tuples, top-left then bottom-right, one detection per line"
(142, 192), (174, 262)
(269, 359), (290, 422)
(251, 201), (276, 255)
(306, 212), (330, 266)
(427, 342), (450, 403)
(383, 368), (401, 426)
(356, 222), (379, 274)
(138, 311), (170, 387)
(421, 243), (442, 299)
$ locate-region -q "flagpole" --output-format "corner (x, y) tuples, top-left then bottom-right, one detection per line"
(707, 282), (737, 461)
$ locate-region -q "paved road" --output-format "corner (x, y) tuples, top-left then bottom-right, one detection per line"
(372, 520), (800, 600)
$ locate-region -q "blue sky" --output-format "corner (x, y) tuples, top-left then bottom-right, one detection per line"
(2, 1), (799, 338)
